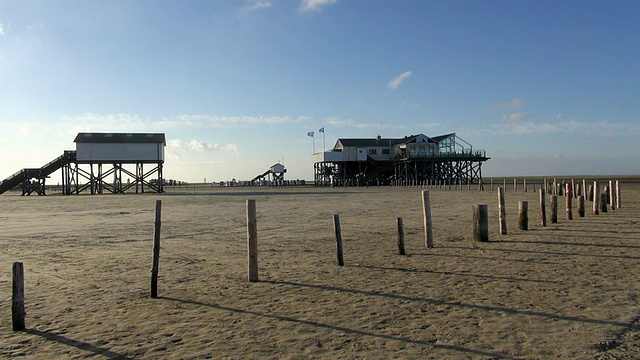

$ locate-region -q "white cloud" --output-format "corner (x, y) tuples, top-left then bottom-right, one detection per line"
(57, 113), (311, 132)
(387, 71), (412, 90)
(240, 1), (273, 15)
(0, 23), (5, 37)
(489, 119), (640, 137)
(299, 0), (337, 12)
(494, 98), (524, 109)
(166, 139), (186, 159)
(501, 113), (530, 122)
(324, 117), (405, 130)
(189, 140), (238, 154)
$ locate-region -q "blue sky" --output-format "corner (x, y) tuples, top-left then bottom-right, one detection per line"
(1, 0), (638, 183)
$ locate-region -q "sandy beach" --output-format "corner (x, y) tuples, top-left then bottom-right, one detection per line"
(1, 179), (639, 359)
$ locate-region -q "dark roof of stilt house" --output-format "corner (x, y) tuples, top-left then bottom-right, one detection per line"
(74, 133), (166, 145)
(335, 133), (454, 149)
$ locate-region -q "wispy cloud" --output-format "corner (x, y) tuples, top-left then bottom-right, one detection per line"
(57, 113), (311, 131)
(490, 119), (640, 137)
(299, 0), (338, 12)
(166, 139), (238, 159)
(325, 117), (405, 130)
(550, 153), (564, 159)
(0, 23), (5, 37)
(189, 140), (238, 154)
(387, 71), (412, 90)
(494, 98), (524, 109)
(501, 113), (530, 122)
(240, 1), (273, 15)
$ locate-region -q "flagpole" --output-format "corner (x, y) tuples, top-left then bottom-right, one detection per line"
(322, 131), (325, 152)
(312, 135), (316, 154)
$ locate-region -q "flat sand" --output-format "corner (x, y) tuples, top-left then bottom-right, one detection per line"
(1, 181), (639, 359)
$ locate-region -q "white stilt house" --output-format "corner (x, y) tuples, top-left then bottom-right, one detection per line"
(313, 133), (488, 186)
(64, 133), (166, 194)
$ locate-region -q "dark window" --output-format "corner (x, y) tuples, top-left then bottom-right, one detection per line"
(382, 149), (390, 154)
(368, 149), (377, 155)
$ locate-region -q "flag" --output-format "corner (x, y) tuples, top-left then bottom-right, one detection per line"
(307, 131), (314, 137)
(319, 127), (324, 133)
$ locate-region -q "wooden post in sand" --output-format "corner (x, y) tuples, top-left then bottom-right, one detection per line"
(151, 200), (162, 298)
(490, 178), (494, 191)
(565, 184), (573, 220)
(513, 178), (517, 192)
(582, 179), (587, 199)
(550, 195), (558, 224)
(600, 193), (608, 213)
(539, 188), (547, 227)
(524, 179), (527, 192)
(12, 262), (25, 331)
(616, 180), (621, 208)
(609, 180), (616, 210)
(333, 214), (345, 266)
(518, 201), (528, 230)
(578, 196), (585, 217)
(593, 181), (600, 215)
(422, 190), (434, 248)
(498, 187), (507, 235)
(247, 200), (259, 282)
(473, 205), (489, 242)
(396, 217), (406, 255)
(571, 179), (576, 198)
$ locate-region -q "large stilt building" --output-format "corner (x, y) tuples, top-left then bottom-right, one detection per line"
(0, 132), (166, 195)
(313, 133), (489, 187)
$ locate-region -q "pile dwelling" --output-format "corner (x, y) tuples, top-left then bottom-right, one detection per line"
(313, 133), (489, 187)
(0, 132), (166, 195)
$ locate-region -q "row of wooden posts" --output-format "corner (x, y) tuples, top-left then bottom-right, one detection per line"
(473, 180), (622, 242)
(394, 177), (621, 199)
(10, 180), (622, 330)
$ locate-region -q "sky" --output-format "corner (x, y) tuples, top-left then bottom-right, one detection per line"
(1, 0), (639, 183)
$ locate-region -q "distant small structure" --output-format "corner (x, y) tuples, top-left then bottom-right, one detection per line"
(252, 163), (287, 186)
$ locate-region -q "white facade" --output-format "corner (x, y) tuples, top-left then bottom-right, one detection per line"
(74, 133), (166, 163)
(76, 143), (165, 162)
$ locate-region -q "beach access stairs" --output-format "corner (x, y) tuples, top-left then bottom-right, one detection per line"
(0, 151), (76, 195)
(252, 169), (272, 182)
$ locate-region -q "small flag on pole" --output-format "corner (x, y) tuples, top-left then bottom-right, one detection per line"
(319, 127), (324, 133)
(307, 131), (314, 137)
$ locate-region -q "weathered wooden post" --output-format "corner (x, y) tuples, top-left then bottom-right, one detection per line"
(600, 193), (608, 213)
(582, 179), (587, 199)
(616, 180), (621, 208)
(333, 214), (345, 265)
(543, 178), (548, 193)
(524, 179), (527, 192)
(593, 181), (600, 215)
(151, 199), (162, 298)
(553, 178), (557, 195)
(513, 178), (517, 192)
(490, 178), (494, 191)
(498, 187), (507, 235)
(588, 184), (594, 202)
(247, 199), (259, 281)
(12, 262), (26, 331)
(503, 179), (506, 190)
(422, 190), (434, 248)
(539, 188), (547, 227)
(609, 180), (616, 210)
(550, 195), (558, 224)
(473, 205), (489, 242)
(518, 201), (528, 230)
(578, 196), (585, 217)
(565, 183), (573, 220)
(397, 217), (406, 255)
(571, 179), (576, 198)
